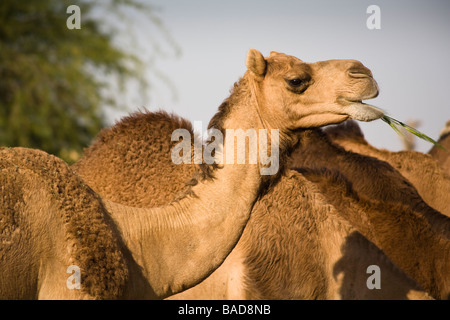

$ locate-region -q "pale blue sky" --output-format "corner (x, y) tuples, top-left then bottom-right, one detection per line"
(111, 0), (450, 152)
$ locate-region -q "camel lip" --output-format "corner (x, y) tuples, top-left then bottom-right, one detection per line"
(343, 100), (385, 122)
(340, 97), (374, 105)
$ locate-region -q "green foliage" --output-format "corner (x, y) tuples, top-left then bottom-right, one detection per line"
(0, 0), (170, 163)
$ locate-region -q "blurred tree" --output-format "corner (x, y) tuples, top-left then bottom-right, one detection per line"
(0, 0), (178, 163)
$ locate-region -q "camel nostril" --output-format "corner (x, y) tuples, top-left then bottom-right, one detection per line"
(348, 70), (373, 78)
(348, 72), (370, 78)
(348, 66), (373, 79)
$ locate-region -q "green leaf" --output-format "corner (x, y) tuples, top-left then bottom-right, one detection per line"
(381, 115), (447, 151)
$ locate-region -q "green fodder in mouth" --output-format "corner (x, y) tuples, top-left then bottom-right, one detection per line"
(381, 115), (447, 151)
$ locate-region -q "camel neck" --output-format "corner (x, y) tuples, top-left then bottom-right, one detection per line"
(105, 157), (261, 299)
(104, 90), (284, 298)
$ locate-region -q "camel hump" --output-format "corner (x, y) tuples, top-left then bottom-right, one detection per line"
(73, 109), (198, 208)
(323, 120), (366, 141)
(74, 109), (195, 164)
(103, 109), (194, 143)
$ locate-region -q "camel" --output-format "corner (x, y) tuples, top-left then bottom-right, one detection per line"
(300, 167), (450, 300)
(74, 110), (437, 300)
(0, 49), (384, 299)
(324, 120), (450, 217)
(289, 129), (450, 239)
(428, 120), (450, 175)
(75, 72), (448, 301)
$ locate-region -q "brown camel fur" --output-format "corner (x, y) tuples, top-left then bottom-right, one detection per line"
(325, 120), (450, 217)
(72, 111), (197, 208)
(428, 120), (450, 175)
(0, 147), (128, 299)
(1, 50), (383, 299)
(74, 116), (433, 298)
(300, 167), (450, 300)
(290, 129), (450, 239)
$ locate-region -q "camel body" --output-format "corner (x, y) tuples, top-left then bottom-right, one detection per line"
(1, 50), (384, 299)
(0, 148), (128, 299)
(302, 168), (450, 299)
(325, 120), (450, 217)
(74, 111), (434, 300)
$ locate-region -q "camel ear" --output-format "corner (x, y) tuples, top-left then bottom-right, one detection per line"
(269, 51), (280, 57)
(246, 49), (266, 77)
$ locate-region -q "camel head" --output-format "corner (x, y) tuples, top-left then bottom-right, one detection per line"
(245, 49), (383, 130)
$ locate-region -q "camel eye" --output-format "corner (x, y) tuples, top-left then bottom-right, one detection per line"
(287, 78), (303, 87)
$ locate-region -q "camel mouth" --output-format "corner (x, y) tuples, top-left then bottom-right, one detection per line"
(347, 99), (363, 104)
(340, 98), (385, 122)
